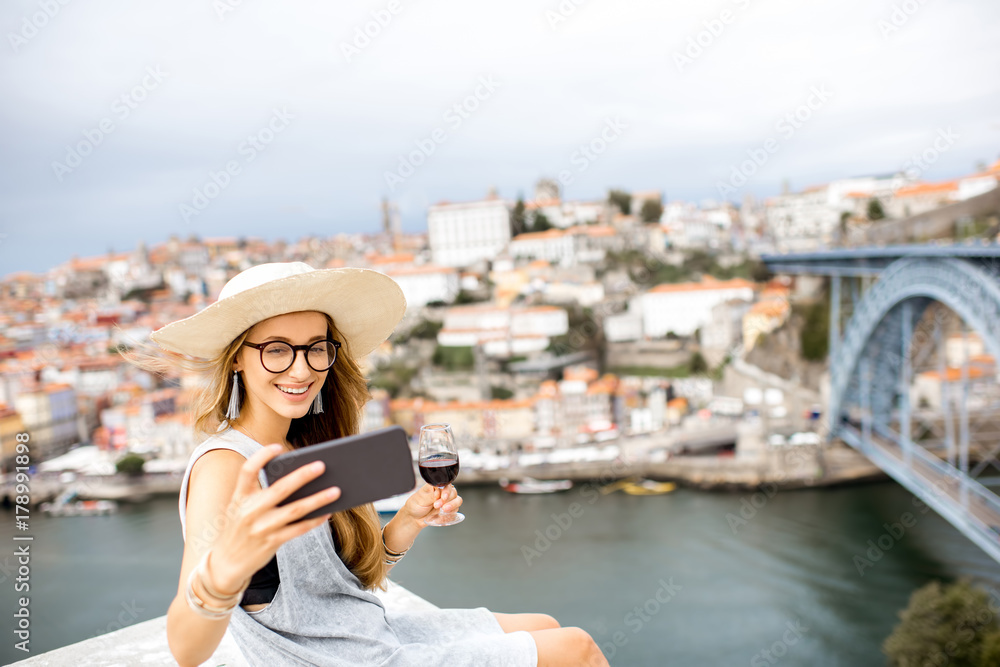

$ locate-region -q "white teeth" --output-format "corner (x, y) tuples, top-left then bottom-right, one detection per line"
(277, 385), (308, 395)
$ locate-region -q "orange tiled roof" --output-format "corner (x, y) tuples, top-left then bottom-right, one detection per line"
(369, 253), (415, 265)
(649, 278), (755, 294)
(385, 265), (455, 276)
(919, 367), (988, 382)
(512, 229), (566, 241)
(895, 181), (958, 198)
(748, 299), (790, 317)
(388, 398), (533, 412)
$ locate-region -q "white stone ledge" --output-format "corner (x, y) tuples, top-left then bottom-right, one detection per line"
(9, 580), (437, 667)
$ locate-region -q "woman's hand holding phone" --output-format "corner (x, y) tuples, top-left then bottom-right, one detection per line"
(209, 444), (340, 593)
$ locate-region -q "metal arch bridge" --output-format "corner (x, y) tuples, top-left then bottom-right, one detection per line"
(763, 243), (1000, 565)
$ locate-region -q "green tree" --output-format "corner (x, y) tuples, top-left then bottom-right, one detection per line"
(490, 386), (514, 400)
(867, 198), (886, 221)
(432, 345), (475, 370)
(798, 299), (829, 361)
(608, 189), (632, 215)
(884, 579), (1000, 666)
(640, 199), (664, 223)
(116, 453), (145, 477)
(407, 319), (442, 340)
(530, 211), (553, 232)
(369, 361), (418, 398)
(511, 198), (527, 237)
(454, 290), (487, 305)
(750, 260), (772, 283)
(689, 351), (708, 374)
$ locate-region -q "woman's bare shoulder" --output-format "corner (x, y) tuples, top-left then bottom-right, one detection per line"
(191, 447), (247, 475)
(186, 449), (258, 509)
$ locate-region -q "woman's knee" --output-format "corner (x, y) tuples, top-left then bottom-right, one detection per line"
(534, 613), (560, 630)
(494, 612), (561, 633)
(561, 627), (607, 666)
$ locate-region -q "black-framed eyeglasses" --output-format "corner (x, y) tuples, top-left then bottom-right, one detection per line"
(242, 339), (341, 373)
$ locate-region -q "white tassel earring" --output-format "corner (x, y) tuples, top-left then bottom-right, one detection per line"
(226, 371), (241, 421)
(310, 390), (323, 415)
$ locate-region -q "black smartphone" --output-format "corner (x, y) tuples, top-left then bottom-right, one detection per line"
(262, 425), (415, 520)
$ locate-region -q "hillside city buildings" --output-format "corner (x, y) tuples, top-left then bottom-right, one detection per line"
(1, 156), (997, 472)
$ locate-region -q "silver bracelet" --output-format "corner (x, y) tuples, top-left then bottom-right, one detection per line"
(202, 550), (249, 602)
(381, 525), (412, 565)
(184, 551), (245, 619)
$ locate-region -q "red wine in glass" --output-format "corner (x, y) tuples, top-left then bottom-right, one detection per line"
(417, 423), (465, 526)
(419, 456), (460, 487)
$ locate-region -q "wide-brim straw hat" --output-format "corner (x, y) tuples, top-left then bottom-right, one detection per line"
(150, 262), (406, 360)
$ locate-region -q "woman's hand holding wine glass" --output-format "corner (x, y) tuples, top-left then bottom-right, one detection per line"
(416, 423), (465, 526)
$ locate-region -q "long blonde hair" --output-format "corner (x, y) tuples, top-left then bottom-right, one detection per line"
(126, 312), (388, 591)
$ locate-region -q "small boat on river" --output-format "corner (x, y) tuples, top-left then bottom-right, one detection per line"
(600, 477), (676, 496)
(621, 480), (676, 496)
(500, 477), (573, 494)
(41, 490), (118, 516)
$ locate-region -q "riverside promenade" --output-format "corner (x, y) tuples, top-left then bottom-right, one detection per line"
(4, 424), (885, 510)
(9, 581), (437, 667)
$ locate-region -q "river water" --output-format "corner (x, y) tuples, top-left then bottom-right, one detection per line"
(2, 481), (998, 666)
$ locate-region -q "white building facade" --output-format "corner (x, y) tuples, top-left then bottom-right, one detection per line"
(428, 198), (512, 268)
(764, 175), (905, 251)
(640, 279), (755, 338)
(383, 265), (460, 309)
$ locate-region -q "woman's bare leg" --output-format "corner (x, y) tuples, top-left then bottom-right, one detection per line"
(529, 627), (609, 667)
(493, 612), (560, 633)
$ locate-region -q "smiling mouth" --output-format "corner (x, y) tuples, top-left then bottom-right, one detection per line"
(277, 384), (311, 395)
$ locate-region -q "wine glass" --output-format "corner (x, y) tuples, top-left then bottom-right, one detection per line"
(418, 423), (465, 526)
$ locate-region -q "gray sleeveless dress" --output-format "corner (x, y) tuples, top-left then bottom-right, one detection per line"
(177, 427), (538, 666)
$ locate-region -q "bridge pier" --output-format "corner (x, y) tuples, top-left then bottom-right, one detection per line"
(900, 300), (913, 469)
(829, 275), (841, 362)
(960, 324), (971, 508)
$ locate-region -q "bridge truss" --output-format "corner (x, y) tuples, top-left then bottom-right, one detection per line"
(765, 246), (1000, 564)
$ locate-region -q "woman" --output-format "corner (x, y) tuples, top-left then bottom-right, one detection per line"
(137, 262), (607, 667)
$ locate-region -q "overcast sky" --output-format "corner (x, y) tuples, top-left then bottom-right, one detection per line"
(1, 0), (999, 274)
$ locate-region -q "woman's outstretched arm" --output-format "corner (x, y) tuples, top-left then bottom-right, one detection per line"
(167, 445), (336, 667)
(381, 483), (464, 565)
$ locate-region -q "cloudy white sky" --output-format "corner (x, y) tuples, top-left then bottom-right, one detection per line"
(1, 0), (999, 274)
